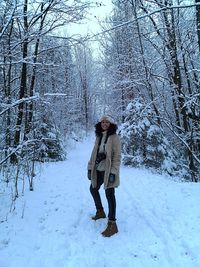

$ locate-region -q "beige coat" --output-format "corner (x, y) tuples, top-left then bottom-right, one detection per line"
(88, 134), (121, 189)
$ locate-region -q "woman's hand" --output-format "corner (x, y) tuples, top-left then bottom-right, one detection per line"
(108, 173), (115, 185)
(87, 170), (91, 180)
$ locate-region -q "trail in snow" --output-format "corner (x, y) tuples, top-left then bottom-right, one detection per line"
(0, 136), (200, 267)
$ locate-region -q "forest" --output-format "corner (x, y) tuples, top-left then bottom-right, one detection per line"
(0, 0), (200, 204)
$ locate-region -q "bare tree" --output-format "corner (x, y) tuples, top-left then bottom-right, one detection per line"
(195, 0), (200, 51)
(100, 0), (200, 180)
(0, 0), (92, 207)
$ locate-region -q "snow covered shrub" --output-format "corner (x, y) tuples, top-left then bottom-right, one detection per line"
(33, 115), (66, 162)
(120, 97), (180, 176)
(35, 126), (64, 161)
(23, 109), (66, 163)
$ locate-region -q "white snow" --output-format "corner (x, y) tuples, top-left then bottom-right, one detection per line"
(0, 136), (200, 267)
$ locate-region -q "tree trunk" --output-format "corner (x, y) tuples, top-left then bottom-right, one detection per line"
(25, 3), (45, 136)
(13, 0), (28, 147)
(163, 7), (189, 132)
(132, 0), (161, 125)
(195, 0), (200, 51)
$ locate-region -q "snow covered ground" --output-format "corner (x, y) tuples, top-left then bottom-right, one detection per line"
(0, 136), (200, 267)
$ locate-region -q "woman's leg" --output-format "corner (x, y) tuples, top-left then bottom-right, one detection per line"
(90, 171), (104, 210)
(101, 188), (118, 236)
(105, 188), (116, 221)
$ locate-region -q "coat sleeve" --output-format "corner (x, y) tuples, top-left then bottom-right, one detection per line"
(87, 151), (93, 170)
(87, 138), (98, 170)
(110, 135), (121, 174)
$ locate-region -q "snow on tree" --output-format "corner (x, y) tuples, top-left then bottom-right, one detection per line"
(120, 97), (185, 177)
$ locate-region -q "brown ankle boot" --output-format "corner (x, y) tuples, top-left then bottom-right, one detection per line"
(91, 209), (106, 220)
(101, 220), (118, 237)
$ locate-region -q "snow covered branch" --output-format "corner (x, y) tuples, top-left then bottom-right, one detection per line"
(43, 93), (68, 96)
(90, 2), (200, 39)
(162, 120), (200, 165)
(0, 95), (39, 117)
(0, 1), (17, 39)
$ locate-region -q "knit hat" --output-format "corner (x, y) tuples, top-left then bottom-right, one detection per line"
(99, 115), (115, 124)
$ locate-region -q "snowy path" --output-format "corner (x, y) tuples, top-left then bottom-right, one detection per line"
(0, 136), (200, 267)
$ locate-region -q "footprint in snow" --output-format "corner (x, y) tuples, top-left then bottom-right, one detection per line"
(38, 217), (46, 223)
(0, 239), (10, 249)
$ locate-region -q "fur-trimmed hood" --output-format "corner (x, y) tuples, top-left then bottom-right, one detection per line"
(95, 122), (118, 137)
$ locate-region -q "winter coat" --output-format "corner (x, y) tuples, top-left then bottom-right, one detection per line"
(88, 128), (121, 190)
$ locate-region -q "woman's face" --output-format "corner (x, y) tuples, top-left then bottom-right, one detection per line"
(101, 120), (110, 131)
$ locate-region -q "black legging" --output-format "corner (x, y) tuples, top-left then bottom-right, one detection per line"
(90, 170), (116, 221)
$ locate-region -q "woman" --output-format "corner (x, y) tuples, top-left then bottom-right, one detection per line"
(87, 115), (121, 237)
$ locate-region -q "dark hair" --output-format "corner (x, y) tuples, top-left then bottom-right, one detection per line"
(95, 122), (118, 137)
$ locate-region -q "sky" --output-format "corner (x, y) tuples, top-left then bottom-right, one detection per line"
(68, 1), (113, 36)
(0, 135), (200, 267)
(66, 0), (113, 55)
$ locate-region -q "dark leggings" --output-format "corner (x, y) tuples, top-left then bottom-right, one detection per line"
(90, 171), (116, 221)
